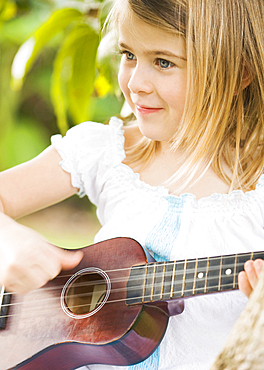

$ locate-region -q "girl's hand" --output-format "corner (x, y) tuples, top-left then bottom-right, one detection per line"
(0, 215), (83, 294)
(238, 259), (264, 298)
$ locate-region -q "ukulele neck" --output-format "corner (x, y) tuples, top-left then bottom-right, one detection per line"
(126, 251), (264, 305)
(0, 285), (11, 330)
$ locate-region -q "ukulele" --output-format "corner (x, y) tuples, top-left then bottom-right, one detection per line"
(0, 237), (263, 370)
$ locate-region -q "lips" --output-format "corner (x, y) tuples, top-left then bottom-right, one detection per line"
(135, 104), (163, 115)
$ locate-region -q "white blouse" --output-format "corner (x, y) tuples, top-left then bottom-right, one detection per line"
(51, 117), (264, 370)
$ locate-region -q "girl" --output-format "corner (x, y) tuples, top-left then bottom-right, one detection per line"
(0, 0), (264, 369)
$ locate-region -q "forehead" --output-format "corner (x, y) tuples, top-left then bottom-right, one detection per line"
(118, 12), (186, 59)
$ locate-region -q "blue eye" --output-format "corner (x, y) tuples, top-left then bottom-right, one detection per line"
(158, 59), (174, 69)
(119, 50), (136, 61)
(125, 51), (135, 60)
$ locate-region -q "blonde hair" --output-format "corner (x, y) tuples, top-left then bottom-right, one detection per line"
(110, 0), (264, 192)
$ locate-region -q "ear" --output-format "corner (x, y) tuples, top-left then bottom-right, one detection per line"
(241, 65), (252, 90)
(234, 66), (252, 95)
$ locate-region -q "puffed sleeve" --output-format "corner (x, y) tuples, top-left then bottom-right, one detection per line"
(50, 117), (126, 205)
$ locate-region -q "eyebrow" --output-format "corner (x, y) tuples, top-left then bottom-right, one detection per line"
(118, 42), (187, 61)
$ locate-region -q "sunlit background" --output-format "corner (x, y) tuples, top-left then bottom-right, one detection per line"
(0, 0), (124, 248)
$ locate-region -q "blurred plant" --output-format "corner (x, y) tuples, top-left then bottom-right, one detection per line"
(0, 0), (17, 23)
(11, 0), (122, 134)
(0, 0), (123, 170)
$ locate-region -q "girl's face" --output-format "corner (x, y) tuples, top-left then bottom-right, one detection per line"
(118, 13), (187, 144)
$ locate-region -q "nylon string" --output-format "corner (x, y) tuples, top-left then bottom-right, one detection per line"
(0, 259), (249, 320)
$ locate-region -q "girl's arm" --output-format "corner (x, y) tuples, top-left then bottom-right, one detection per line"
(238, 259), (264, 298)
(0, 146), (77, 219)
(0, 146), (83, 294)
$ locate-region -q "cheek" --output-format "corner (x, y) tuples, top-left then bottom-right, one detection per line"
(118, 65), (129, 97)
(166, 80), (187, 113)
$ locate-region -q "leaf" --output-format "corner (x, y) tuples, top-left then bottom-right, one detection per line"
(97, 30), (121, 96)
(99, 0), (114, 30)
(50, 41), (70, 135)
(68, 25), (99, 124)
(0, 0), (17, 21)
(51, 24), (99, 133)
(11, 8), (83, 88)
(0, 0), (8, 15)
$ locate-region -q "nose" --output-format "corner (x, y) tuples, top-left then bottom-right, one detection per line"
(127, 64), (153, 95)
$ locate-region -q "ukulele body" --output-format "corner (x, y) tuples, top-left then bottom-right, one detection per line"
(0, 237), (184, 370)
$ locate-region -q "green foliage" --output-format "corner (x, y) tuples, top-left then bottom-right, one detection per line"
(11, 8), (84, 90)
(0, 117), (49, 170)
(51, 23), (99, 133)
(0, 0), (17, 23)
(10, 0), (122, 134)
(0, 0), (123, 169)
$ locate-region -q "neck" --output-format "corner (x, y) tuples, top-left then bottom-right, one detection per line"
(126, 250), (264, 305)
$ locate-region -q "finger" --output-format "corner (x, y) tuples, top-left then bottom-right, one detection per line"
(8, 281), (28, 294)
(57, 249), (83, 271)
(253, 259), (264, 278)
(5, 267), (50, 294)
(27, 264), (58, 291)
(6, 275), (37, 294)
(2, 264), (29, 293)
(244, 260), (259, 290)
(238, 271), (252, 298)
(39, 246), (83, 280)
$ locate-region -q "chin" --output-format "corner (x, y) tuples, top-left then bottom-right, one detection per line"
(136, 116), (176, 142)
(139, 128), (168, 142)
(136, 123), (167, 141)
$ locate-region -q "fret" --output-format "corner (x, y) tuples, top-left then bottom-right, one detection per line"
(233, 254), (238, 288)
(0, 285), (4, 308)
(182, 260), (187, 296)
(126, 250), (264, 307)
(0, 286), (11, 330)
(218, 256), (223, 291)
(192, 259), (198, 295)
(150, 263), (157, 301)
(195, 258), (207, 295)
(220, 255), (236, 291)
(235, 251), (264, 288)
(126, 265), (146, 305)
(236, 252), (252, 270)
(172, 260), (185, 298)
(205, 257), (210, 293)
(142, 264), (148, 302)
(206, 256), (221, 293)
(235, 252), (252, 288)
(161, 262), (167, 299)
(152, 263), (165, 301)
(183, 259), (196, 297)
(144, 263), (156, 302)
(170, 261), (177, 299)
(252, 251), (264, 261)
(163, 261), (174, 300)
(0, 285), (4, 327)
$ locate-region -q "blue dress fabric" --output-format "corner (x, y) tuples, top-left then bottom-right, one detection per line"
(51, 117), (264, 370)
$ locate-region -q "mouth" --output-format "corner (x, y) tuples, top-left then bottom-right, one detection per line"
(135, 104), (163, 115)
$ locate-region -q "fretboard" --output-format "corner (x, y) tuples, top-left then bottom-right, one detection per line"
(0, 285), (10, 330)
(126, 251), (264, 305)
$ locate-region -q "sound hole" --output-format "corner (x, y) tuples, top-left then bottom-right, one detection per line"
(65, 272), (107, 315)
